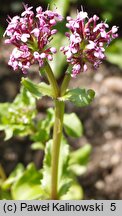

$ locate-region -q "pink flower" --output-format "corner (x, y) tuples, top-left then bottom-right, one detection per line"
(61, 11), (118, 77)
(4, 4), (63, 73)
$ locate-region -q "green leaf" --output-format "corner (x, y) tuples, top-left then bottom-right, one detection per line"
(4, 127), (13, 141)
(0, 103), (9, 117)
(69, 144), (92, 166)
(31, 129), (49, 143)
(31, 142), (44, 150)
(69, 144), (92, 176)
(38, 82), (54, 98)
(58, 138), (73, 197)
(49, 33), (68, 78)
(41, 137), (87, 199)
(31, 108), (54, 143)
(61, 183), (84, 200)
(41, 138), (73, 198)
(19, 86), (35, 106)
(16, 86), (36, 107)
(22, 78), (54, 98)
(64, 113), (83, 137)
(58, 179), (73, 198)
(69, 164), (87, 176)
(106, 39), (122, 69)
(50, 0), (70, 16)
(11, 163), (44, 200)
(0, 189), (12, 200)
(41, 140), (52, 196)
(61, 88), (95, 107)
(2, 164), (24, 190)
(0, 86), (36, 140)
(21, 78), (42, 98)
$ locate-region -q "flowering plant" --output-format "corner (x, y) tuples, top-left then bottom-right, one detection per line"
(1, 4), (118, 200)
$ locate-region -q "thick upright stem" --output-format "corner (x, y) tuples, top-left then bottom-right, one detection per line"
(51, 100), (65, 200)
(44, 62), (59, 98)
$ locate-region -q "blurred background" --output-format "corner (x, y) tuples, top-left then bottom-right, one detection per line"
(0, 0), (122, 199)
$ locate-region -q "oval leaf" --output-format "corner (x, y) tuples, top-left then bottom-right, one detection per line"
(61, 88), (95, 107)
(22, 78), (53, 98)
(64, 113), (83, 137)
(69, 144), (92, 166)
(11, 163), (43, 200)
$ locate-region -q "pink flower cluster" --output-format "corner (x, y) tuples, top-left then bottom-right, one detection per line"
(4, 4), (63, 73)
(61, 11), (118, 77)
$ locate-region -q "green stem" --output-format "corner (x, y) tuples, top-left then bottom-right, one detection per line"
(51, 100), (65, 200)
(60, 73), (71, 96)
(0, 164), (6, 180)
(44, 62), (59, 98)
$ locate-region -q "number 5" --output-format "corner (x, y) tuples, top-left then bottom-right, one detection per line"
(110, 203), (116, 211)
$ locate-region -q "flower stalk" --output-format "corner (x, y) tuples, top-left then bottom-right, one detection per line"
(51, 100), (65, 200)
(43, 62), (68, 199)
(60, 73), (71, 96)
(44, 62), (59, 98)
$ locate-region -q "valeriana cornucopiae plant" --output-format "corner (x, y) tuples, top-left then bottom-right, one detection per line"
(4, 4), (118, 200)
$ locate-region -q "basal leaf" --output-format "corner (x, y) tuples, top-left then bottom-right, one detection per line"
(0, 189), (12, 200)
(4, 127), (13, 141)
(0, 103), (9, 117)
(41, 140), (52, 196)
(2, 164), (24, 190)
(69, 144), (92, 166)
(69, 164), (87, 176)
(41, 138), (73, 198)
(58, 179), (73, 198)
(31, 108), (54, 143)
(58, 138), (73, 198)
(11, 163), (44, 200)
(60, 183), (83, 200)
(31, 142), (44, 150)
(0, 86), (36, 140)
(69, 144), (92, 176)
